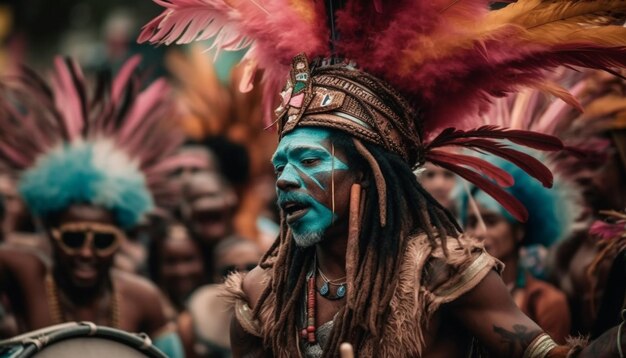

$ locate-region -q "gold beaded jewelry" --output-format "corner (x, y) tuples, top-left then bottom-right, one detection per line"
(45, 273), (120, 328)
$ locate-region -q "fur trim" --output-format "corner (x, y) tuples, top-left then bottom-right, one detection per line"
(375, 234), (502, 356)
(222, 272), (262, 337)
(234, 234), (500, 356)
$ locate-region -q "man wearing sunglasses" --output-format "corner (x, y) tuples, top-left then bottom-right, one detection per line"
(0, 57), (184, 356)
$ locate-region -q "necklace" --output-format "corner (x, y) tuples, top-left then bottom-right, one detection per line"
(317, 266), (347, 300)
(45, 273), (120, 328)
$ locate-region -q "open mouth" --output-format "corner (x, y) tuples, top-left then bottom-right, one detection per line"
(281, 201), (310, 223)
(72, 261), (98, 281)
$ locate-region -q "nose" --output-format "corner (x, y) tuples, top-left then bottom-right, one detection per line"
(78, 241), (95, 259)
(276, 164), (301, 191)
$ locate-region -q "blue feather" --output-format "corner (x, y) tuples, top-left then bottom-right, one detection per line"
(19, 141), (153, 229)
(458, 149), (580, 248)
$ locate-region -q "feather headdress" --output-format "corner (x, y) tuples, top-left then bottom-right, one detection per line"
(0, 56), (185, 228)
(139, 0), (626, 222)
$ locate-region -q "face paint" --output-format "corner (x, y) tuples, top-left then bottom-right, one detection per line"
(272, 128), (350, 247)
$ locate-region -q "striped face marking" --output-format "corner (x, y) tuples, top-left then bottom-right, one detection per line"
(272, 128), (350, 246)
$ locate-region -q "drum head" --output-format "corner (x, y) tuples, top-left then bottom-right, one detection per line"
(0, 323), (166, 358)
(32, 337), (153, 358)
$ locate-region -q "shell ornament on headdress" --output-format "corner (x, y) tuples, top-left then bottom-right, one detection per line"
(140, 0), (626, 222)
(0, 56), (186, 228)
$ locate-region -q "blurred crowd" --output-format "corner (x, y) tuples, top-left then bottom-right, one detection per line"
(0, 1), (625, 357)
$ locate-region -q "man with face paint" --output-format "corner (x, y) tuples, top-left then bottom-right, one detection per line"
(141, 0), (626, 356)
(272, 128), (352, 248)
(0, 57), (184, 357)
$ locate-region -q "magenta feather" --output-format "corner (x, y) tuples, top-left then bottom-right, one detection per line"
(590, 220), (625, 241)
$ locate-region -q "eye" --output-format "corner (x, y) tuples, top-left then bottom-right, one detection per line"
(274, 165), (285, 175)
(301, 158), (319, 166)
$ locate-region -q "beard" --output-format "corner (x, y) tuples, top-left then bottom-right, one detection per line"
(292, 228), (325, 247)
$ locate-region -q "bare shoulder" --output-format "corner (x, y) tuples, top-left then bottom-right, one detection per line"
(0, 244), (48, 277)
(112, 270), (169, 335)
(112, 269), (166, 315)
(241, 265), (271, 309)
(112, 269), (162, 298)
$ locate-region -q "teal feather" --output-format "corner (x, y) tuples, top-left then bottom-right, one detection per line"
(19, 140), (153, 229)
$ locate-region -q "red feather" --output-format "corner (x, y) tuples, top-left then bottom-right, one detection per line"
(435, 138), (555, 187)
(427, 126), (563, 151)
(426, 149), (514, 187)
(432, 159), (528, 222)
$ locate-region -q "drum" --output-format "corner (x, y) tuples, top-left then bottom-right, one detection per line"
(0, 322), (167, 358)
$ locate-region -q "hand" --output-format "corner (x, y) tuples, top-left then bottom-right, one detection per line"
(340, 342), (354, 358)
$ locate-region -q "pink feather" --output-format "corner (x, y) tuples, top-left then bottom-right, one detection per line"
(590, 220), (625, 241)
(51, 57), (85, 140)
(117, 79), (170, 144)
(112, 55), (142, 103)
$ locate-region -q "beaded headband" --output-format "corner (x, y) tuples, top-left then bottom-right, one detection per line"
(275, 54), (423, 166)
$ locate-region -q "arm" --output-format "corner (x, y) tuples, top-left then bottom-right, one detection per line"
(449, 271), (545, 357)
(176, 311), (198, 358)
(578, 324), (626, 358)
(230, 315), (268, 358)
(229, 267), (271, 358)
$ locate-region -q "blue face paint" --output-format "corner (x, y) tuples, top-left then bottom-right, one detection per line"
(272, 127), (349, 247)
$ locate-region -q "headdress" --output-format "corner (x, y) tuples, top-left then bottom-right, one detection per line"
(460, 151), (583, 248)
(140, 0), (626, 223)
(0, 56), (185, 228)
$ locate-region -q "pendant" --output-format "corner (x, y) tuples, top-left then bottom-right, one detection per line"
(320, 281), (330, 297)
(337, 284), (346, 298)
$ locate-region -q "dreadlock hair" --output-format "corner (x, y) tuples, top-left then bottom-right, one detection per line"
(253, 129), (462, 357)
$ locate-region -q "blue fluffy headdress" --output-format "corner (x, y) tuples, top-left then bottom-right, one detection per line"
(459, 151), (582, 248)
(0, 57), (185, 228)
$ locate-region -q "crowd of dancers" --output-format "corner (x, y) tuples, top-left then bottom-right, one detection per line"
(2, 0), (626, 357)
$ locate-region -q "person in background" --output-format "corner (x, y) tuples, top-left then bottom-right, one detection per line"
(0, 57), (185, 357)
(148, 218), (208, 313)
(461, 154), (579, 343)
(418, 162), (459, 215)
(178, 237), (262, 358)
(182, 171), (239, 280)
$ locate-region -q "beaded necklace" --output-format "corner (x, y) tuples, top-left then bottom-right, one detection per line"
(45, 273), (120, 328)
(300, 268), (318, 344)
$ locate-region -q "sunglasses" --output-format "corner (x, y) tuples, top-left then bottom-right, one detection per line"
(218, 263), (257, 278)
(51, 222), (124, 256)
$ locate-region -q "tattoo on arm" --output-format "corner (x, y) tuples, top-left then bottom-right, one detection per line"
(493, 324), (541, 356)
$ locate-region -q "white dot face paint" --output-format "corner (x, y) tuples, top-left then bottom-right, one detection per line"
(272, 127), (350, 247)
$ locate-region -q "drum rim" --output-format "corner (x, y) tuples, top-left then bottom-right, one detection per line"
(4, 322), (167, 358)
